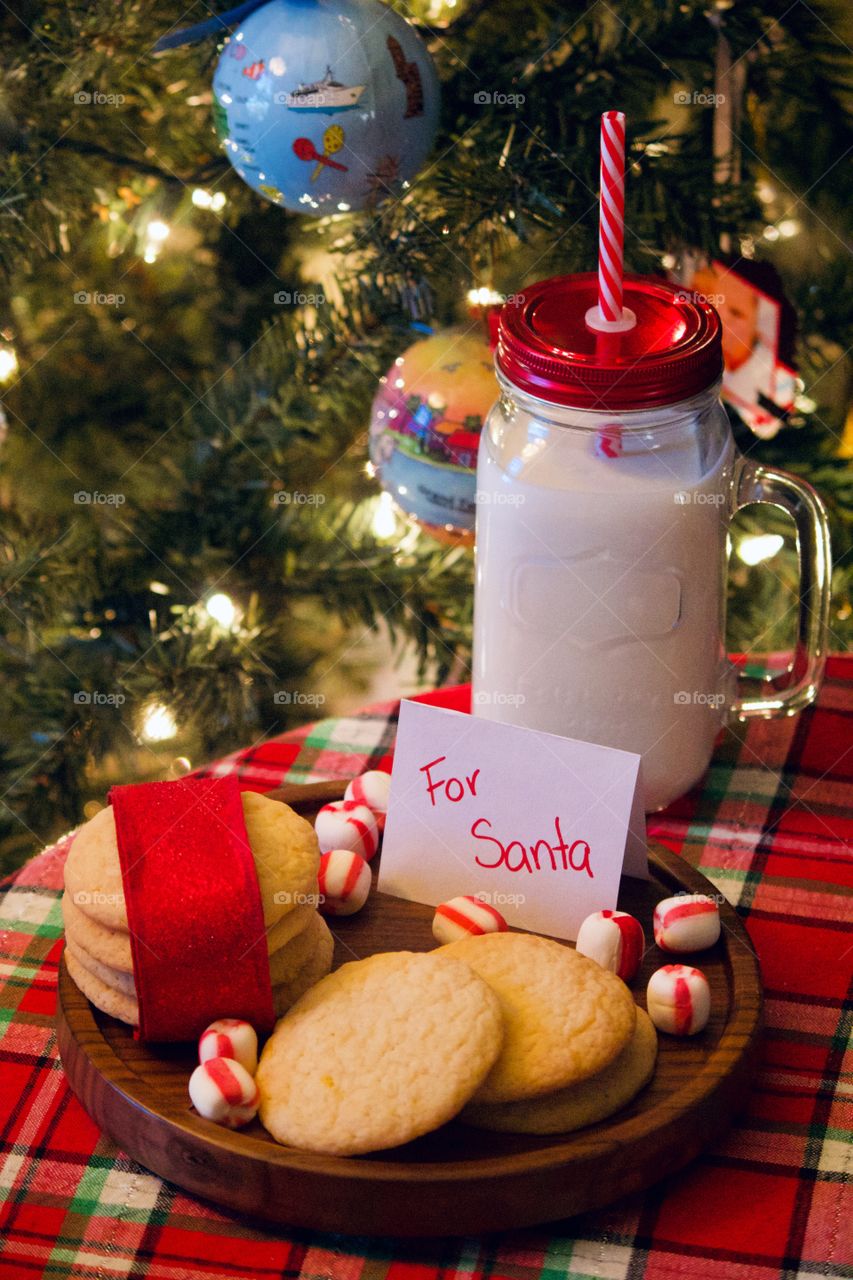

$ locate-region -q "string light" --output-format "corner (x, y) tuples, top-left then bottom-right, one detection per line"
(191, 188), (227, 212)
(140, 702), (178, 742)
(738, 534), (784, 566)
(143, 218), (171, 263)
(762, 225), (781, 242)
(205, 591), (238, 628)
(0, 347), (19, 382)
(371, 492), (398, 540)
(147, 219), (170, 241)
(467, 286), (503, 306)
(777, 218), (800, 238)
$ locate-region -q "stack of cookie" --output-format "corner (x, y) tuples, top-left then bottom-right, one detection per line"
(255, 932), (657, 1155)
(62, 791), (334, 1027)
(448, 933), (657, 1135)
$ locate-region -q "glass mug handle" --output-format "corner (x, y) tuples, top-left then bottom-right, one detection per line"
(729, 457), (832, 720)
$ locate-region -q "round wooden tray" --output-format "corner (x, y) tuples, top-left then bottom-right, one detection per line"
(57, 779), (762, 1237)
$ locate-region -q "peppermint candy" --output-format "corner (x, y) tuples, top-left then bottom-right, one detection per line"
(575, 909), (645, 982)
(432, 895), (508, 945)
(318, 848), (372, 916)
(646, 964), (710, 1036)
(188, 1057), (260, 1128)
(315, 800), (379, 861)
(653, 894), (720, 953)
(198, 1018), (258, 1075)
(344, 771), (391, 831)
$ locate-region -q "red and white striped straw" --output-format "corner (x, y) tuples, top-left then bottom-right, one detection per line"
(597, 110), (626, 323)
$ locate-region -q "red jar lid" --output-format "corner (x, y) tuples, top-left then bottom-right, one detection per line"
(497, 272), (723, 410)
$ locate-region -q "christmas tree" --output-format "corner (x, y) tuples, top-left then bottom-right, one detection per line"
(0, 0), (850, 873)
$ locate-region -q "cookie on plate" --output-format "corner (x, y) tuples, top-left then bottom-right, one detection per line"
(257, 950), (504, 1156)
(442, 933), (636, 1103)
(268, 913), (333, 988)
(461, 1007), (657, 1134)
(64, 935), (137, 998)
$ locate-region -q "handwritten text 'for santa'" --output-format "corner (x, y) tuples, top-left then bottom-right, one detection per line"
(420, 756), (593, 878)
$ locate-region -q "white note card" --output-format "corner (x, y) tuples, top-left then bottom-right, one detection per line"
(378, 700), (647, 942)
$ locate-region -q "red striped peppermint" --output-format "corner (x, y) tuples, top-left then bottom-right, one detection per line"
(198, 1018), (258, 1075)
(318, 848), (372, 916)
(646, 963), (710, 1036)
(575, 909), (645, 982)
(315, 800), (379, 861)
(344, 771), (391, 831)
(653, 894), (721, 953)
(188, 1056), (260, 1128)
(432, 895), (508, 945)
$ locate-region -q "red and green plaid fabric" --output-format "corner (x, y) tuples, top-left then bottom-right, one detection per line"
(1, 663), (851, 1279)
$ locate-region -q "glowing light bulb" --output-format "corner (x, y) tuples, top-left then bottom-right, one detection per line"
(467, 286), (503, 306)
(205, 591), (238, 628)
(737, 534), (784, 566)
(371, 492), (397, 539)
(0, 348), (18, 382)
(192, 188), (213, 208)
(141, 703), (178, 742)
(762, 225), (780, 242)
(777, 218), (800, 238)
(147, 219), (171, 242)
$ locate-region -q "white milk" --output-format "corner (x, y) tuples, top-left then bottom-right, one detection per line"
(473, 392), (736, 811)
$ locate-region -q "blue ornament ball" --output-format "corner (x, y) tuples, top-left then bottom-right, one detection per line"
(212, 0), (440, 214)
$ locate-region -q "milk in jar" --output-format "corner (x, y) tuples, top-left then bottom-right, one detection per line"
(473, 270), (831, 811)
(474, 380), (735, 810)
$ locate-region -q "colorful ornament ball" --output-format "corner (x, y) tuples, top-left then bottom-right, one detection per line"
(212, 0), (440, 214)
(369, 326), (496, 543)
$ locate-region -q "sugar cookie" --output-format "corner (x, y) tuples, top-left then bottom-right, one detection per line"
(442, 932), (636, 1103)
(257, 950), (504, 1155)
(462, 1008), (657, 1134)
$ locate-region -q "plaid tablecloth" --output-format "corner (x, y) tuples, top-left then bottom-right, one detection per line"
(1, 663), (851, 1279)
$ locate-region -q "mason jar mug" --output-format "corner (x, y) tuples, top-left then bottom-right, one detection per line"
(473, 274), (831, 811)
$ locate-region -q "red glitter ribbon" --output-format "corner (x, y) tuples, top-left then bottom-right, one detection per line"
(110, 776), (275, 1042)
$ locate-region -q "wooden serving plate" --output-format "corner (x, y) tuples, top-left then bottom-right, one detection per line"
(57, 779), (762, 1237)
